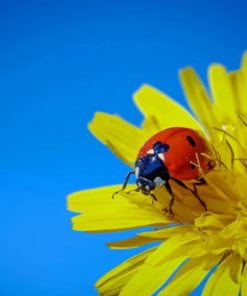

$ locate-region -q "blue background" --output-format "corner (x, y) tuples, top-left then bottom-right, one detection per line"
(1, 0), (246, 295)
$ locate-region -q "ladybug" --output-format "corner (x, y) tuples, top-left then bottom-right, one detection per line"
(113, 127), (215, 214)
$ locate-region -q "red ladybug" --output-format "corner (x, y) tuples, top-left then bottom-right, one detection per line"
(114, 127), (215, 214)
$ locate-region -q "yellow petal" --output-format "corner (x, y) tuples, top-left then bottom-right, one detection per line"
(107, 235), (159, 249)
(139, 225), (196, 239)
(202, 254), (242, 296)
(241, 260), (247, 296)
(141, 115), (162, 134)
(179, 67), (218, 136)
(68, 185), (125, 212)
(120, 256), (188, 296)
(133, 84), (202, 130)
(68, 186), (170, 232)
(220, 220), (240, 239)
(159, 255), (219, 296)
(229, 71), (246, 114)
(120, 235), (202, 295)
(146, 233), (200, 266)
(208, 64), (236, 120)
(96, 247), (155, 296)
(194, 213), (232, 229)
(88, 112), (148, 167)
(200, 235), (231, 256)
(233, 238), (247, 261)
(240, 51), (247, 114)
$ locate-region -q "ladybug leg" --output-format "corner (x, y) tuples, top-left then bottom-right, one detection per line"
(195, 177), (206, 185)
(192, 179), (207, 210)
(126, 187), (140, 195)
(193, 178), (208, 209)
(171, 177), (207, 211)
(150, 193), (157, 203)
(112, 171), (135, 199)
(164, 181), (175, 216)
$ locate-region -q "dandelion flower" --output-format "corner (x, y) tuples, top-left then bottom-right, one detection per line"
(68, 52), (247, 295)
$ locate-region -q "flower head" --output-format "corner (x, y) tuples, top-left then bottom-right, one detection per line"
(68, 52), (247, 295)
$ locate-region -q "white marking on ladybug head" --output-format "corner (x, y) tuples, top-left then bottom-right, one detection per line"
(154, 177), (166, 186)
(158, 153), (165, 161)
(135, 167), (140, 178)
(145, 185), (150, 191)
(147, 149), (154, 154)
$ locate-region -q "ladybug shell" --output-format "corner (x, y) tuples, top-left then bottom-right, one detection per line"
(137, 127), (214, 180)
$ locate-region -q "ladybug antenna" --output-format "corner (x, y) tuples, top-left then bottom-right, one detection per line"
(112, 171), (135, 199)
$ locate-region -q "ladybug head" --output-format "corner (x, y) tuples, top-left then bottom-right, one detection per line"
(135, 153), (170, 194)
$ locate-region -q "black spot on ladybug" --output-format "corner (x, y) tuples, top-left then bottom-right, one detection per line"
(190, 163), (196, 169)
(186, 136), (196, 147)
(207, 160), (216, 170)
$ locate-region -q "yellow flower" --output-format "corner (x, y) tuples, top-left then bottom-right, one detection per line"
(68, 52), (247, 296)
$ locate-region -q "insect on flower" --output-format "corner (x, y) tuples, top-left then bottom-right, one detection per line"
(113, 127), (216, 214)
(69, 53), (247, 295)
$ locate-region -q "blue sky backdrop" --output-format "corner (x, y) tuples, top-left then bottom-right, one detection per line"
(1, 0), (247, 295)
